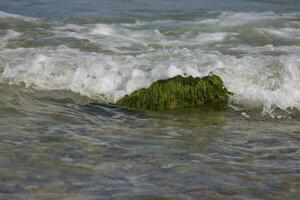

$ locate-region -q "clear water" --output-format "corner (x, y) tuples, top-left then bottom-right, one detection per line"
(0, 0), (300, 199)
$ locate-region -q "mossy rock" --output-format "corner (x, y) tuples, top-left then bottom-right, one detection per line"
(116, 74), (232, 111)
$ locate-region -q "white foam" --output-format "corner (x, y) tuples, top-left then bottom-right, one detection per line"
(49, 11), (300, 52)
(229, 45), (300, 55)
(89, 24), (116, 36)
(218, 12), (278, 26)
(52, 23), (150, 50)
(0, 30), (21, 48)
(198, 11), (299, 27)
(1, 47), (299, 114)
(195, 32), (231, 44)
(167, 65), (183, 77)
(55, 24), (85, 31)
(215, 55), (300, 113)
(241, 112), (250, 118)
(258, 28), (300, 40)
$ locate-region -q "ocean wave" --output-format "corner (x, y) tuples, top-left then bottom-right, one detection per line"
(0, 30), (21, 49)
(257, 28), (300, 40)
(0, 10), (37, 21)
(0, 10), (300, 115)
(0, 47), (299, 115)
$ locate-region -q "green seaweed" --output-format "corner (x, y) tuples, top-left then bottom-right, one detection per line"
(116, 74), (232, 111)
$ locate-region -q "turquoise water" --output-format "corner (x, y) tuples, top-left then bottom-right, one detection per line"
(0, 0), (300, 199)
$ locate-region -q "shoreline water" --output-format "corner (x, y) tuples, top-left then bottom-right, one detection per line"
(1, 83), (299, 199)
(1, 1), (300, 199)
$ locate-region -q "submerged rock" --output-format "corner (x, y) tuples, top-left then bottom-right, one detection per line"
(116, 74), (232, 111)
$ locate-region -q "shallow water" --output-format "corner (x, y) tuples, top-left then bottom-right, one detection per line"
(0, 0), (300, 199)
(1, 85), (300, 199)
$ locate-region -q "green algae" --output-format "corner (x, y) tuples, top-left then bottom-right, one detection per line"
(116, 74), (232, 111)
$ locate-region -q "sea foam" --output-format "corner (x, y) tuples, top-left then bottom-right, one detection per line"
(0, 10), (300, 115)
(1, 47), (299, 115)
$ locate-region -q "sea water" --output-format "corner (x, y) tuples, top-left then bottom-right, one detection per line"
(0, 0), (299, 199)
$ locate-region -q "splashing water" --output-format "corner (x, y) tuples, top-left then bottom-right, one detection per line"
(0, 10), (300, 115)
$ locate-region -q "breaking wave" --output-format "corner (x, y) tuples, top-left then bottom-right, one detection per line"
(0, 10), (300, 115)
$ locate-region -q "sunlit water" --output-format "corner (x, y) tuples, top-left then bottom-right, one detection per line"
(0, 0), (300, 199)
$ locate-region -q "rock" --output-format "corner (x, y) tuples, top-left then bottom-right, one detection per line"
(116, 74), (232, 111)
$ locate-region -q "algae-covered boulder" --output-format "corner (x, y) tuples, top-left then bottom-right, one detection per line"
(116, 74), (232, 111)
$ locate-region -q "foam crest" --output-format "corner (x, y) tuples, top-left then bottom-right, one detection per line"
(215, 55), (300, 113)
(52, 23), (151, 50)
(218, 12), (278, 26)
(1, 47), (299, 114)
(49, 11), (300, 53)
(258, 28), (300, 40)
(198, 11), (300, 27)
(90, 24), (116, 36)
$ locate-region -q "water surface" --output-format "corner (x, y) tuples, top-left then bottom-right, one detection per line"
(0, 0), (300, 199)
